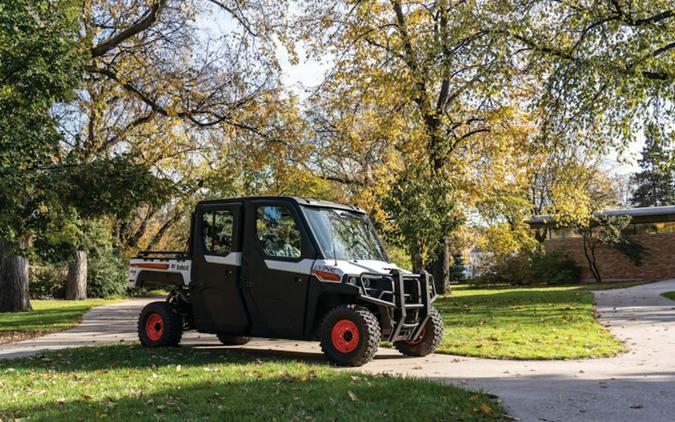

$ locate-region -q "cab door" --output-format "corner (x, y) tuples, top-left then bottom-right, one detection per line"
(191, 202), (249, 334)
(241, 199), (316, 339)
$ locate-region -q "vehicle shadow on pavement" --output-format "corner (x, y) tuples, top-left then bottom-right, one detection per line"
(218, 345), (411, 363)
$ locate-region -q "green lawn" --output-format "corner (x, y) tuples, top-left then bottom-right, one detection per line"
(0, 345), (504, 421)
(0, 299), (115, 343)
(434, 284), (626, 360)
(662, 291), (675, 301)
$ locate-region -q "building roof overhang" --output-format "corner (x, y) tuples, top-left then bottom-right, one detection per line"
(525, 205), (675, 228)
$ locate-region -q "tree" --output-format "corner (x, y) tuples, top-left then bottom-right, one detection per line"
(508, 1), (674, 149)
(0, 0), (83, 312)
(300, 0), (517, 292)
(65, 0), (305, 255)
(55, 158), (172, 299)
(578, 215), (645, 283)
(631, 123), (674, 207)
(384, 164), (461, 285)
(449, 253), (466, 283)
(547, 163), (645, 282)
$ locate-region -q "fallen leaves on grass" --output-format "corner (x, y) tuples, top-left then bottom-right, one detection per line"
(477, 404), (494, 416)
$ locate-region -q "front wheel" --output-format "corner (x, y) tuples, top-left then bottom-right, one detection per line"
(320, 305), (381, 367)
(138, 301), (183, 347)
(394, 306), (444, 357)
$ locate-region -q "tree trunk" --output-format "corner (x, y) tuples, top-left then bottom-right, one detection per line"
(65, 250), (88, 300)
(147, 212), (181, 249)
(582, 235), (602, 283)
(0, 239), (32, 312)
(430, 237), (450, 295)
(408, 237), (423, 273)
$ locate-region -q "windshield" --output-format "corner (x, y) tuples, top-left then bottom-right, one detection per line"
(304, 207), (389, 262)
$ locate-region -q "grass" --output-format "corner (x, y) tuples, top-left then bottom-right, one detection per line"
(0, 345), (504, 421)
(579, 281), (648, 290)
(434, 284), (627, 360)
(662, 291), (675, 302)
(0, 299), (116, 344)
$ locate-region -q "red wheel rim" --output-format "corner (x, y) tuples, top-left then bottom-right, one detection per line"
(406, 326), (425, 345)
(331, 319), (360, 353)
(145, 313), (164, 341)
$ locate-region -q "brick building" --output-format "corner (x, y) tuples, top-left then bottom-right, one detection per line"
(526, 206), (675, 282)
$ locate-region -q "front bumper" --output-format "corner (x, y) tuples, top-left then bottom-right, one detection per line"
(353, 270), (437, 342)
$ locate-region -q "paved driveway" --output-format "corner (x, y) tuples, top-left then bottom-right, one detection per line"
(2, 280), (674, 421)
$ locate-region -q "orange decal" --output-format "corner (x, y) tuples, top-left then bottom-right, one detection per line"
(130, 263), (170, 270)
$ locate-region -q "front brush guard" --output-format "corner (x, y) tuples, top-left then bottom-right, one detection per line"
(354, 269), (437, 342)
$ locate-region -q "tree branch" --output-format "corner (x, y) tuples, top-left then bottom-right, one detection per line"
(207, 0), (259, 37)
(318, 174), (367, 186)
(652, 41), (675, 58)
(91, 0), (167, 58)
(623, 9), (673, 26)
(127, 207), (157, 248)
(147, 211), (182, 249)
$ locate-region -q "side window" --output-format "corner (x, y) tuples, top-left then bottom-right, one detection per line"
(256, 206), (302, 258)
(201, 210), (234, 256)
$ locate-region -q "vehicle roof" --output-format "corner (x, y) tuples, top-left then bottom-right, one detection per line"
(196, 196), (366, 213)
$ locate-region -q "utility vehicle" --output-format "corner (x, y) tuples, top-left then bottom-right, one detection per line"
(129, 196), (444, 366)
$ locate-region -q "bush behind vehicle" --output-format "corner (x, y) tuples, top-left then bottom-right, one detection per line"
(472, 249), (581, 286)
(29, 247), (127, 299)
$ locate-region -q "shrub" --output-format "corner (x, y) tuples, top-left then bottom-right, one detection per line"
(530, 251), (582, 285)
(30, 265), (66, 299)
(87, 249), (127, 298)
(492, 254), (532, 285)
(471, 250), (581, 286)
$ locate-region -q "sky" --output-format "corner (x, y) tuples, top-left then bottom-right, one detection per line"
(606, 137), (645, 175)
(277, 41), (328, 99)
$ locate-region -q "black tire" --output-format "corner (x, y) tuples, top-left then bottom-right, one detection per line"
(394, 306), (444, 357)
(138, 301), (183, 347)
(216, 334), (251, 345)
(319, 304), (381, 367)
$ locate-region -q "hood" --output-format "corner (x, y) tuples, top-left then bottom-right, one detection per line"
(312, 259), (410, 277)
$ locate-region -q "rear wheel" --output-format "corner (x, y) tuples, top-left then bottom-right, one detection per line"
(138, 301), (183, 347)
(394, 306), (444, 357)
(216, 334), (251, 345)
(320, 305), (381, 367)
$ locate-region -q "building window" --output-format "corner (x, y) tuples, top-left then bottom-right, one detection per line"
(549, 228), (582, 239)
(633, 222), (675, 235)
